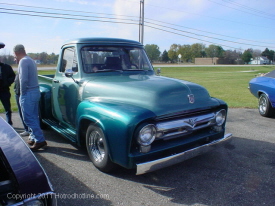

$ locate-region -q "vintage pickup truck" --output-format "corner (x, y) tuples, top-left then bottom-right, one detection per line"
(38, 38), (232, 175)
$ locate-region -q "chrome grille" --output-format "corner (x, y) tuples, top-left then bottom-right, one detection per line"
(156, 113), (216, 139)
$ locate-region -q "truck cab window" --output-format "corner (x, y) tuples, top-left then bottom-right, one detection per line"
(81, 46), (153, 73)
(60, 47), (78, 73)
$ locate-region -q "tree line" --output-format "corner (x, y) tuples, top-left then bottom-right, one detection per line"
(1, 44), (274, 65)
(145, 43), (275, 64)
(0, 52), (59, 65)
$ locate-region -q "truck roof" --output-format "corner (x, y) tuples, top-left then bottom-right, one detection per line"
(62, 37), (143, 48)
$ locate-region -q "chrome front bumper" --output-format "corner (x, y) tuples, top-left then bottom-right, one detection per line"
(136, 133), (232, 175)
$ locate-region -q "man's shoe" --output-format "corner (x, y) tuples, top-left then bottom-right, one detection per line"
(27, 140), (35, 146)
(20, 131), (30, 136)
(30, 141), (47, 151)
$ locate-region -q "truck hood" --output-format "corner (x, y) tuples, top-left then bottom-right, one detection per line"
(83, 74), (220, 116)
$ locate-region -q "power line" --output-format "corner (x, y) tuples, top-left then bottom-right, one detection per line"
(0, 2), (140, 19)
(210, 0), (275, 19)
(0, 7), (138, 23)
(1, 6), (272, 49)
(146, 25), (249, 51)
(143, 1), (274, 29)
(1, 2), (273, 44)
(0, 10), (138, 25)
(145, 21), (271, 48)
(1, 1), (273, 30)
(145, 18), (274, 45)
(208, 0), (275, 20)
(0, 2), (274, 50)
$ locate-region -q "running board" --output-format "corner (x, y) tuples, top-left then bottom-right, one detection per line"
(42, 118), (76, 143)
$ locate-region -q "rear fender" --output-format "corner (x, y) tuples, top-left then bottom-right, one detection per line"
(39, 85), (53, 119)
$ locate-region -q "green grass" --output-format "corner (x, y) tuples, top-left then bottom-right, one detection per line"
(159, 65), (275, 108)
(1, 66), (274, 113)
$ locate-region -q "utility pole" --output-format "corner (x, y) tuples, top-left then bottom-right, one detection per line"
(139, 0), (144, 44)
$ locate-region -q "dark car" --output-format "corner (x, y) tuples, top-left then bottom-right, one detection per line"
(249, 70), (275, 117)
(0, 117), (56, 206)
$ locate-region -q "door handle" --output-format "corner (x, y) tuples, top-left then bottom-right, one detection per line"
(53, 79), (60, 83)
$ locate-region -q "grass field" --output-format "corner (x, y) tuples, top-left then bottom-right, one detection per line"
(159, 65), (275, 108)
(1, 65), (274, 113)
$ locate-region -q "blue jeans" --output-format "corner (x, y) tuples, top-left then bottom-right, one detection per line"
(0, 90), (12, 125)
(15, 94), (29, 132)
(20, 89), (45, 143)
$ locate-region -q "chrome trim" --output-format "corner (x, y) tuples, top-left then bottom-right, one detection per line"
(188, 94), (195, 104)
(138, 124), (156, 146)
(136, 133), (232, 175)
(156, 113), (216, 139)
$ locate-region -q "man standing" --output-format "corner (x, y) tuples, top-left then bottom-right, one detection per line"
(13, 44), (47, 151)
(0, 42), (15, 125)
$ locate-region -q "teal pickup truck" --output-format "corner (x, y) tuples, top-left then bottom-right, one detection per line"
(38, 38), (232, 175)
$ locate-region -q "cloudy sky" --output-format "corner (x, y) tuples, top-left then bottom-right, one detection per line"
(0, 0), (274, 55)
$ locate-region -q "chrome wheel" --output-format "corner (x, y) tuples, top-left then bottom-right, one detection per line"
(258, 94), (274, 117)
(86, 124), (116, 172)
(259, 95), (267, 114)
(88, 130), (105, 163)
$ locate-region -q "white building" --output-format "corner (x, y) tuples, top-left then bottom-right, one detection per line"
(34, 60), (41, 64)
(250, 56), (269, 65)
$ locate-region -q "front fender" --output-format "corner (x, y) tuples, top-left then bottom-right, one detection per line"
(76, 100), (156, 168)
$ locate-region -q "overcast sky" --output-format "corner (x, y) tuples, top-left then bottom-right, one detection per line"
(0, 0), (274, 55)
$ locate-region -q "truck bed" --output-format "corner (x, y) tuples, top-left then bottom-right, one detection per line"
(38, 74), (54, 86)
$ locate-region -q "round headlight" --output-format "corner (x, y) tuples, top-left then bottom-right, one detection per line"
(216, 109), (226, 126)
(138, 124), (156, 146)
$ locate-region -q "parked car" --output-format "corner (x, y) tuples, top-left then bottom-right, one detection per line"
(249, 70), (275, 117)
(0, 117), (56, 205)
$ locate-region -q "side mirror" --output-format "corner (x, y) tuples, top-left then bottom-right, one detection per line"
(65, 69), (79, 84)
(156, 68), (161, 76)
(65, 69), (74, 78)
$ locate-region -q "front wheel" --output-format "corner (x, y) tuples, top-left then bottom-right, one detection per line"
(258, 94), (275, 117)
(86, 124), (116, 173)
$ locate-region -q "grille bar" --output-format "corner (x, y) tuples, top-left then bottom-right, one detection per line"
(156, 113), (216, 139)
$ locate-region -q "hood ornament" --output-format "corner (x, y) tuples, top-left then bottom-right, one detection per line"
(184, 118), (197, 128)
(188, 94), (195, 104)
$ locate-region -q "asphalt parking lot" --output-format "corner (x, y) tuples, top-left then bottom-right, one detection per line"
(1, 108), (275, 206)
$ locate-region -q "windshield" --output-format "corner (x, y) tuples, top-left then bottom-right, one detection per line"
(81, 46), (153, 73)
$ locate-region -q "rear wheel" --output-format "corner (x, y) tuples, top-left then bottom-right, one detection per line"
(258, 94), (275, 117)
(86, 124), (116, 172)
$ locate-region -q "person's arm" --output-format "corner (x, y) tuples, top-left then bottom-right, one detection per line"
(6, 64), (15, 86)
(19, 59), (29, 95)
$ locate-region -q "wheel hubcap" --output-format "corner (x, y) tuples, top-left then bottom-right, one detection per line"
(259, 97), (267, 114)
(88, 131), (105, 162)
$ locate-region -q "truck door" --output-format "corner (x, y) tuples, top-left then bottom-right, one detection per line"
(52, 46), (79, 126)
